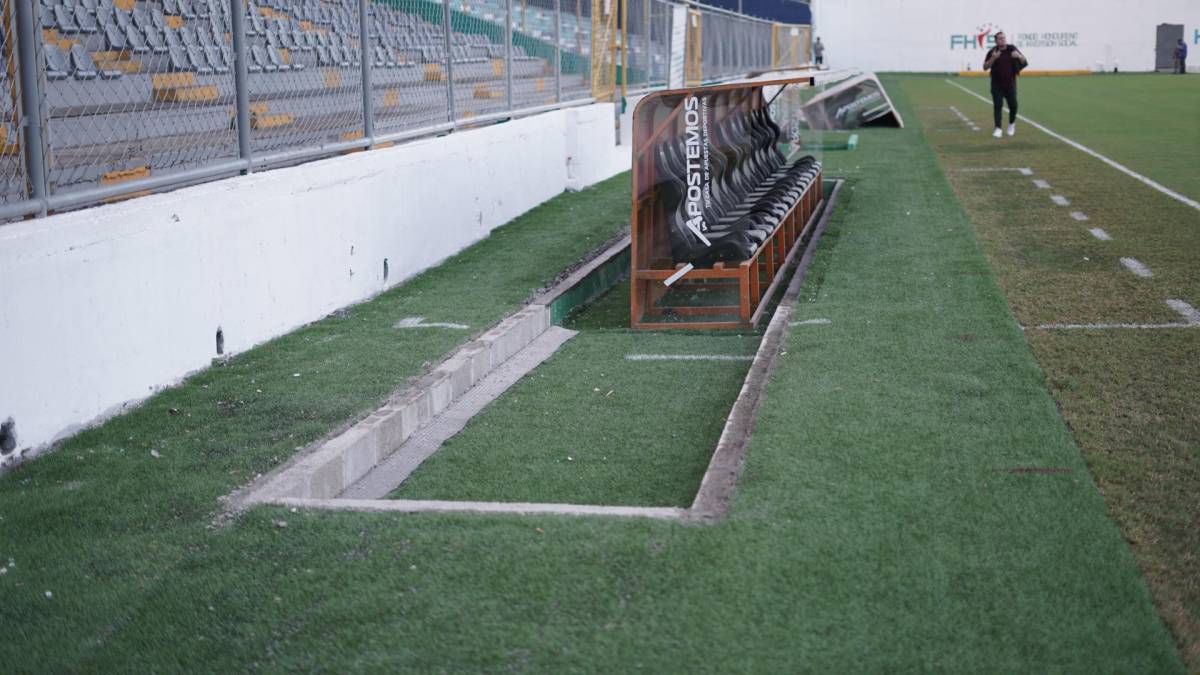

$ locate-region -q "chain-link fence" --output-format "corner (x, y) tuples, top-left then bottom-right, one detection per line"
(771, 22), (809, 69)
(622, 0), (667, 91)
(0, 0), (803, 221)
(558, 0), (588, 101)
(700, 9), (771, 81)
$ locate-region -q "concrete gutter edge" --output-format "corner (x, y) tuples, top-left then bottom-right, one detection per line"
(688, 179), (844, 523)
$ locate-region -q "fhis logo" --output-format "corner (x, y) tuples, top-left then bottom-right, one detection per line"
(950, 23), (999, 50)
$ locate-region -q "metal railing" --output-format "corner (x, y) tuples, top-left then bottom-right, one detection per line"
(0, 0), (797, 222)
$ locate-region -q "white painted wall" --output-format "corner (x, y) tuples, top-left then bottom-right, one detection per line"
(0, 102), (631, 464)
(811, 0), (1200, 72)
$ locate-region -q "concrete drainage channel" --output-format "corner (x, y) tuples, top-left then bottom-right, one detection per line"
(230, 180), (843, 523)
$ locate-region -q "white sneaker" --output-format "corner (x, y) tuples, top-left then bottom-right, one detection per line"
(1007, 123), (1016, 136)
(993, 128), (1003, 139)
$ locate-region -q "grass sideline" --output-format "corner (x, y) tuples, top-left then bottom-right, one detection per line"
(921, 72), (1200, 670)
(0, 79), (1184, 671)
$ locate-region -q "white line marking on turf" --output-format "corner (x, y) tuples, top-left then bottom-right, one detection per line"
(946, 79), (1200, 212)
(789, 318), (832, 326)
(1070, 211), (1089, 221)
(1032, 321), (1195, 330)
(1032, 300), (1200, 331)
(1032, 179), (1051, 189)
(959, 167), (1033, 173)
(663, 263), (694, 287)
(1050, 195), (1071, 206)
(394, 317), (470, 330)
(1120, 257), (1153, 278)
(1167, 299), (1200, 324)
(1018, 168), (1034, 176)
(624, 354), (755, 362)
(1088, 227), (1112, 241)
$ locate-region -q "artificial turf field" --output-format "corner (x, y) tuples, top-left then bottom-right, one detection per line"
(0, 74), (1195, 672)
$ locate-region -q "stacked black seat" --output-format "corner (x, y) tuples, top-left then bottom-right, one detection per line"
(654, 100), (820, 268)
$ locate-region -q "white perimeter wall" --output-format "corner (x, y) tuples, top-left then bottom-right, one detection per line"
(0, 101), (633, 462)
(811, 0), (1200, 72)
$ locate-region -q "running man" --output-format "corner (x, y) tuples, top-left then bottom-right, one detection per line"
(983, 32), (1028, 138)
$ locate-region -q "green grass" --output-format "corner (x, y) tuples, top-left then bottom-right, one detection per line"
(954, 73), (1200, 198)
(0, 78), (1185, 672)
(914, 73), (1200, 671)
(392, 280), (758, 505)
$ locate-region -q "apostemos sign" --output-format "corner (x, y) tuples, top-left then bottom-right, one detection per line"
(950, 24), (1081, 49)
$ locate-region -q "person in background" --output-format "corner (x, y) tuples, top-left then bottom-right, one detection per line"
(814, 37), (825, 67)
(1176, 39), (1188, 74)
(983, 31), (1028, 138)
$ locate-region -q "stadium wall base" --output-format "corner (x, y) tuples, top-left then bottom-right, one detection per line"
(0, 101), (633, 465)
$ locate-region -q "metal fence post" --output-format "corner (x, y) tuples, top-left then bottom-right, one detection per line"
(13, 0), (48, 212)
(442, 0), (455, 122)
(504, 0), (513, 110)
(229, 0), (252, 173)
(358, 0), (374, 144)
(554, 0), (562, 102)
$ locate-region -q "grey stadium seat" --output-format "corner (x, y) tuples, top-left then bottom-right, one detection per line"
(73, 6), (98, 33)
(186, 45), (212, 74)
(168, 45), (192, 71)
(143, 24), (168, 54)
(123, 23), (150, 53)
(43, 44), (70, 79)
(204, 44), (229, 73)
(71, 44), (121, 79)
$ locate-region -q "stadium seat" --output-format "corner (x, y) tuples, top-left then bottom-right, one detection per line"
(74, 6), (98, 34)
(43, 44), (71, 79)
(53, 5), (80, 33)
(70, 44), (121, 79)
(143, 25), (169, 54)
(103, 22), (126, 51)
(249, 44), (273, 72)
(123, 23), (150, 53)
(186, 45), (212, 74)
(203, 45), (228, 73)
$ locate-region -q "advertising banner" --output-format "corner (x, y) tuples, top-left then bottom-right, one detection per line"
(794, 73), (904, 130)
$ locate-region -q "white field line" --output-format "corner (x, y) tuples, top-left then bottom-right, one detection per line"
(1167, 299), (1200, 324)
(946, 78), (1200, 212)
(958, 167), (1034, 173)
(790, 318), (832, 326)
(1033, 179), (1051, 189)
(1051, 195), (1071, 206)
(1089, 227), (1112, 241)
(624, 354), (755, 362)
(394, 317), (470, 330)
(1070, 211), (1089, 221)
(1030, 299), (1200, 331)
(282, 498), (687, 521)
(663, 263), (694, 287)
(1120, 257), (1154, 278)
(1018, 168), (1034, 176)
(948, 106), (978, 130)
(1032, 321), (1194, 330)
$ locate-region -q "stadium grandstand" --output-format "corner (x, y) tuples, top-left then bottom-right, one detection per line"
(0, 0), (799, 217)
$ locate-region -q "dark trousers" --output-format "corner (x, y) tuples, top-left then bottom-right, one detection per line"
(1179, 57), (1187, 74)
(992, 85), (1018, 128)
